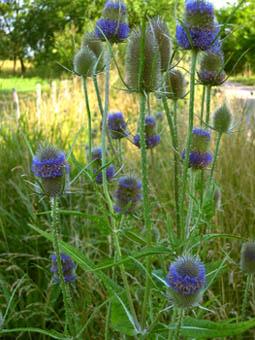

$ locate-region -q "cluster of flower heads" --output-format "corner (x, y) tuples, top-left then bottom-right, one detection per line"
(32, 145), (69, 197)
(95, 0), (130, 43)
(176, 0), (221, 52)
(182, 128), (212, 170)
(166, 255), (206, 308)
(134, 116), (161, 149)
(114, 176), (142, 214)
(107, 112), (129, 139)
(91, 147), (115, 184)
(51, 253), (76, 284)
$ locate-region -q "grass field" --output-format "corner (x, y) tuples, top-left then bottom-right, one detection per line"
(1, 64), (255, 338)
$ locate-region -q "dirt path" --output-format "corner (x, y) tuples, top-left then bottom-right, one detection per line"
(223, 82), (255, 100)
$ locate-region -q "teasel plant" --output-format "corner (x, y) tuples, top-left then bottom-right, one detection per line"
(31, 145), (76, 336)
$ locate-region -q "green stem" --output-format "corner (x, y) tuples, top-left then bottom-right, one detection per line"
(101, 47), (113, 214)
(140, 92), (152, 328)
(209, 132), (222, 186)
(174, 309), (184, 340)
(50, 197), (74, 336)
(200, 85), (206, 126)
(82, 77), (92, 162)
(241, 274), (252, 321)
(112, 217), (140, 331)
(185, 170), (196, 242)
(167, 308), (177, 340)
(162, 98), (181, 237)
(205, 85), (212, 125)
(181, 50), (198, 240)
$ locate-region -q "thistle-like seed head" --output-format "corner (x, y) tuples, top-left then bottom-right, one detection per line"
(191, 128), (211, 153)
(185, 0), (215, 29)
(82, 32), (105, 73)
(213, 103), (232, 133)
(114, 176), (142, 214)
(198, 51), (226, 86)
(148, 17), (172, 72)
(73, 47), (96, 77)
(165, 69), (187, 100)
(125, 28), (161, 93)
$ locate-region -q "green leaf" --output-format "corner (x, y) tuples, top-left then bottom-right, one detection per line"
(154, 317), (255, 338)
(111, 296), (138, 336)
(0, 328), (67, 339)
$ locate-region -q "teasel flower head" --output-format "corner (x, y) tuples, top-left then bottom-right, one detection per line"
(107, 112), (129, 139)
(198, 51), (226, 86)
(176, 24), (220, 52)
(240, 242), (255, 274)
(165, 69), (187, 100)
(95, 1), (129, 43)
(91, 147), (115, 184)
(133, 116), (161, 149)
(114, 176), (142, 214)
(182, 150), (212, 170)
(73, 47), (97, 77)
(125, 27), (161, 93)
(82, 32), (105, 73)
(213, 103), (232, 133)
(51, 253), (76, 284)
(191, 128), (211, 153)
(166, 255), (206, 308)
(185, 0), (215, 29)
(148, 17), (172, 72)
(32, 145), (69, 197)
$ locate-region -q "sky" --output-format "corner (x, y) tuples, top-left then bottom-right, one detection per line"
(212, 0), (237, 9)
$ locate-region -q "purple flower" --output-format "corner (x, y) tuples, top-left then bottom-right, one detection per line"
(176, 24), (220, 52)
(198, 70), (225, 86)
(192, 128), (211, 139)
(114, 176), (142, 214)
(107, 112), (128, 139)
(133, 134), (161, 149)
(166, 255), (206, 307)
(104, 0), (127, 13)
(185, 0), (214, 28)
(51, 253), (76, 284)
(95, 18), (129, 43)
(94, 164), (115, 184)
(182, 150), (212, 169)
(32, 151), (66, 178)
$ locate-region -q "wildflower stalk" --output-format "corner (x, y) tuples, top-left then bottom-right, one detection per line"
(205, 85), (212, 125)
(82, 77), (92, 162)
(140, 91), (153, 328)
(101, 46), (114, 213)
(112, 216), (140, 331)
(200, 85), (206, 125)
(208, 132), (222, 186)
(185, 170), (196, 241)
(181, 50), (198, 239)
(162, 97), (181, 237)
(50, 197), (74, 336)
(174, 308), (184, 340)
(241, 274), (252, 321)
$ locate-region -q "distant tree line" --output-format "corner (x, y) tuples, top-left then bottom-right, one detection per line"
(0, 0), (254, 76)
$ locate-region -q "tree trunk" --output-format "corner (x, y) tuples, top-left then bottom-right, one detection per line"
(19, 56), (26, 74)
(13, 55), (17, 73)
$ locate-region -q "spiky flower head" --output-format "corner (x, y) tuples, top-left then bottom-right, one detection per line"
(125, 28), (161, 93)
(95, 1), (129, 43)
(91, 147), (115, 184)
(165, 69), (187, 100)
(82, 32), (105, 73)
(148, 17), (172, 72)
(240, 242), (255, 274)
(73, 47), (97, 77)
(166, 255), (206, 308)
(182, 150), (212, 170)
(114, 176), (142, 214)
(176, 24), (220, 52)
(185, 0), (214, 29)
(191, 128), (211, 153)
(107, 112), (128, 139)
(213, 103), (232, 133)
(32, 145), (69, 196)
(198, 51), (226, 86)
(133, 116), (161, 149)
(51, 253), (76, 284)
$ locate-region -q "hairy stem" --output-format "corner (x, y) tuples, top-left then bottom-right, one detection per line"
(209, 132), (222, 187)
(200, 85), (206, 126)
(50, 197), (74, 336)
(174, 308), (184, 340)
(82, 77), (92, 163)
(205, 85), (212, 125)
(181, 50), (198, 240)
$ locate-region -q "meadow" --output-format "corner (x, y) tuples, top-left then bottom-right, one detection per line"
(1, 1), (255, 339)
